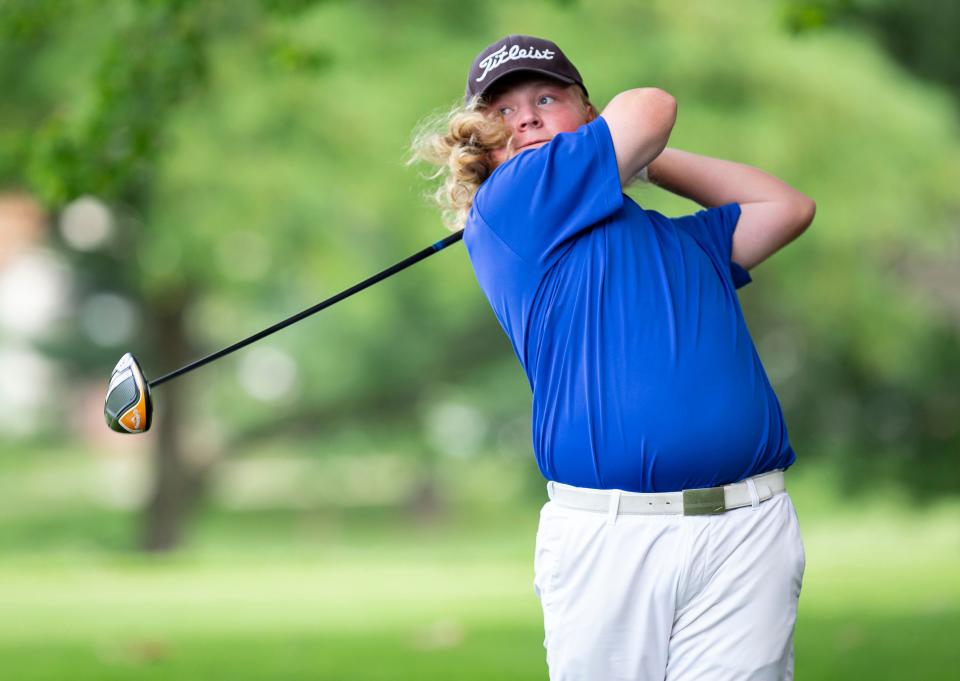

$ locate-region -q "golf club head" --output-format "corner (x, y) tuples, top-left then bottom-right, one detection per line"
(104, 353), (153, 434)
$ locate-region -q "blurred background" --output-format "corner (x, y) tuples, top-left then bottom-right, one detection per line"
(1, 0), (958, 678)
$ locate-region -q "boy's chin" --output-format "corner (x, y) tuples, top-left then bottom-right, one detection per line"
(492, 141), (547, 166)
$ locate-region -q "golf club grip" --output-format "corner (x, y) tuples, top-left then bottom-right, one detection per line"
(148, 230), (465, 388)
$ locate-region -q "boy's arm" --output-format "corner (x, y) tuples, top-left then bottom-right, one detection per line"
(647, 148), (816, 271)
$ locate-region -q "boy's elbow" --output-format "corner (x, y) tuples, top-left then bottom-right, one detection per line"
(638, 87), (676, 108)
(619, 88), (677, 131)
(641, 88), (678, 133)
(796, 197), (816, 232)
(779, 194), (815, 236)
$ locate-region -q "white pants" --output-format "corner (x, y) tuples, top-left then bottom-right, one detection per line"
(534, 489), (805, 681)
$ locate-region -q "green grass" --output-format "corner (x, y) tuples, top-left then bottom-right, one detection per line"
(2, 616), (958, 681)
(0, 506), (957, 680)
(3, 610), (958, 681)
(0, 628), (549, 681)
(0, 457), (957, 679)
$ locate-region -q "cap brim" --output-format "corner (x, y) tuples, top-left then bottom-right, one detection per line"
(468, 67), (580, 103)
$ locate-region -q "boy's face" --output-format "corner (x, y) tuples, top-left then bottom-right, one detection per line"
(485, 76), (595, 167)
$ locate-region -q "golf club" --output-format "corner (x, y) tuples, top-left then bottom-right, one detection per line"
(104, 229), (464, 434)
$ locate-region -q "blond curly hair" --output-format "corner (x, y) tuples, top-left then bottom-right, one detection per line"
(409, 85), (596, 231)
(408, 95), (510, 231)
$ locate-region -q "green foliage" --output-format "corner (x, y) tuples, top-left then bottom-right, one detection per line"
(2, 0), (959, 497)
(0, 0), (72, 41)
(782, 0), (960, 94)
(26, 1), (208, 207)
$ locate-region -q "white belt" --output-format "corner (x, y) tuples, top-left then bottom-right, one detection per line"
(547, 470), (785, 517)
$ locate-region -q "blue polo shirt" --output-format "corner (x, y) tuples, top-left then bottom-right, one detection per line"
(463, 116), (796, 493)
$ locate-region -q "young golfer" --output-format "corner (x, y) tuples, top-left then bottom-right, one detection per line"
(412, 35), (814, 681)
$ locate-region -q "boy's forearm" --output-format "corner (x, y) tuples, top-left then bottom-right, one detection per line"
(646, 148), (809, 208)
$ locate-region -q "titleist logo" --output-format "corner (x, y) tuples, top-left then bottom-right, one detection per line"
(475, 44), (556, 82)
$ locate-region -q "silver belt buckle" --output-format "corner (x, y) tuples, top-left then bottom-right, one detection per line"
(682, 487), (726, 516)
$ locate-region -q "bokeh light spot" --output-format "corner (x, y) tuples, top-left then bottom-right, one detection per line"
(0, 250), (70, 338)
(80, 293), (138, 347)
(238, 346), (297, 401)
(60, 196), (113, 251)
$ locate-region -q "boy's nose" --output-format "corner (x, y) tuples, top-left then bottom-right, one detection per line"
(516, 106), (542, 130)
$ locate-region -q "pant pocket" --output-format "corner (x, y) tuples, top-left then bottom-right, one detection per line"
(785, 495), (806, 597)
(533, 503), (569, 604)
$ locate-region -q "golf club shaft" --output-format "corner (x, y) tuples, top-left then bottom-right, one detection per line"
(148, 230), (464, 388)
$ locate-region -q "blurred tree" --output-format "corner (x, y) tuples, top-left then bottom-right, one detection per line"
(2, 0), (958, 553)
(779, 0), (960, 493)
(1, 0), (503, 548)
(783, 0), (960, 95)
(0, 0), (338, 550)
(7, 0), (213, 551)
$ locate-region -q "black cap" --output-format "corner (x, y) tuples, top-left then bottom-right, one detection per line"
(465, 35), (587, 104)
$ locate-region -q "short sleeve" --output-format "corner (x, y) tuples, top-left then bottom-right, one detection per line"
(472, 116), (624, 268)
(672, 202), (752, 289)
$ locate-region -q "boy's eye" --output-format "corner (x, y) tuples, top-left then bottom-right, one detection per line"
(538, 95), (555, 105)
(498, 106), (513, 116)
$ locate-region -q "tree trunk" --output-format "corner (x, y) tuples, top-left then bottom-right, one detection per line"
(141, 288), (194, 552)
